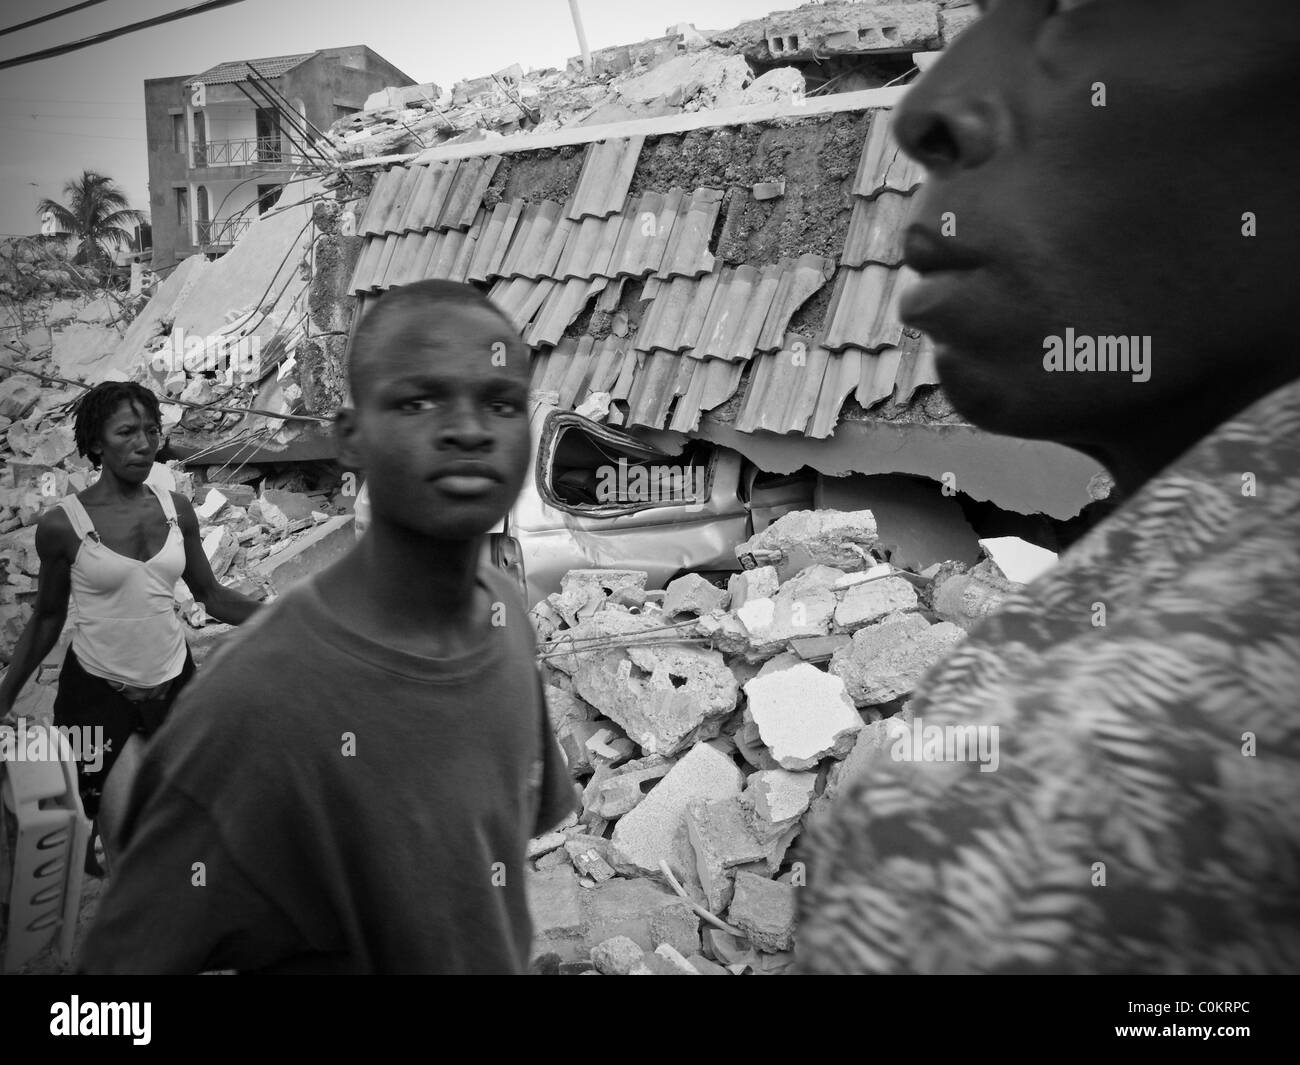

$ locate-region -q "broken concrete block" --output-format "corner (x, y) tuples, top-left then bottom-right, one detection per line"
(736, 509), (878, 577)
(727, 871), (796, 953)
(829, 613), (964, 705)
(653, 943), (699, 974)
(628, 952), (692, 975)
(687, 953), (729, 975)
(611, 742), (744, 876)
(195, 488), (229, 521)
(703, 928), (751, 966)
(582, 755), (672, 819)
(755, 651), (800, 679)
(732, 716), (782, 772)
(685, 795), (772, 913)
(978, 536), (1058, 585)
(560, 568), (648, 599)
(746, 768), (817, 824)
(591, 936), (645, 975)
(570, 632), (739, 757)
(662, 572), (728, 617)
(751, 180), (786, 201)
(832, 575), (919, 632)
(744, 663), (862, 770)
(201, 525), (238, 578)
(583, 877), (701, 960)
(28, 426), (76, 468)
(527, 831), (567, 860)
(806, 707), (914, 825)
(0, 377), (42, 421)
(736, 583), (835, 656)
(557, 718), (614, 776)
(585, 723), (636, 769)
(726, 565), (778, 610)
(545, 685), (594, 734)
(252, 515), (355, 593)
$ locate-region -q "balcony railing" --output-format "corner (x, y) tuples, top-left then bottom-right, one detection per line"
(196, 217), (252, 246)
(192, 137), (303, 168)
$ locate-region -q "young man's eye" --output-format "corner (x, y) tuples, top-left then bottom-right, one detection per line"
(487, 399), (520, 416)
(398, 398), (440, 413)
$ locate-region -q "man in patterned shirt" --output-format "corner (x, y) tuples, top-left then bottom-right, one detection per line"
(799, 0), (1300, 973)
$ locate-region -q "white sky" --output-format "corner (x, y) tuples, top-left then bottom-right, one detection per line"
(0, 0), (785, 235)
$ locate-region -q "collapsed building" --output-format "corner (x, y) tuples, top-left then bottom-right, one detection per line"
(3, 0), (1115, 972)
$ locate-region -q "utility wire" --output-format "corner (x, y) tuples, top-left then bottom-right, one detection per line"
(0, 0), (247, 71)
(0, 0), (114, 39)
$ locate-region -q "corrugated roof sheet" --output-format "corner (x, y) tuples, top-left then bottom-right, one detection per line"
(852, 112), (924, 199)
(566, 137), (645, 221)
(189, 52), (316, 86)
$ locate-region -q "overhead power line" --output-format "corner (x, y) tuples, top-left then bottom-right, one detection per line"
(0, 0), (114, 39)
(0, 0), (247, 71)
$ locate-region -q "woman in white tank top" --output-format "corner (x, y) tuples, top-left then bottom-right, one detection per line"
(0, 382), (261, 874)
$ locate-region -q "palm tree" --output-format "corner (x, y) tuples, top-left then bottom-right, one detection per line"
(37, 171), (145, 272)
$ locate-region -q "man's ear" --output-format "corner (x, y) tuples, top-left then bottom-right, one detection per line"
(335, 407), (364, 471)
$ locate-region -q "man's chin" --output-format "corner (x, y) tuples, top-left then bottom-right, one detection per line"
(934, 342), (1068, 441)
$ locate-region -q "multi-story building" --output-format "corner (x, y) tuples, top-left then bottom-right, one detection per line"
(144, 46), (413, 269)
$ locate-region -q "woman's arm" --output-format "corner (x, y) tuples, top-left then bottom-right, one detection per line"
(0, 509), (73, 719)
(173, 493), (262, 626)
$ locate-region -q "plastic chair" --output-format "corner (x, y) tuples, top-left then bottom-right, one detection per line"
(1, 725), (91, 973)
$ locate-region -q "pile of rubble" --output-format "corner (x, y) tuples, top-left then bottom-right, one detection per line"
(523, 508), (1051, 974)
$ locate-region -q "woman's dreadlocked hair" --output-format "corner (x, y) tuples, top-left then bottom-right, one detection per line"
(73, 381), (163, 469)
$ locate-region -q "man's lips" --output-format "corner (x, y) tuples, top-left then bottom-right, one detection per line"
(427, 463), (503, 497)
(899, 226), (987, 331)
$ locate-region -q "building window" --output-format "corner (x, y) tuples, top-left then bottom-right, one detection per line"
(257, 184), (283, 214)
(175, 188), (190, 235)
(172, 113), (186, 153)
(192, 111), (206, 166)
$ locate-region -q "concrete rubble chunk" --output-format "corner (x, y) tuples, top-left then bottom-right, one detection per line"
(832, 575), (919, 632)
(744, 662), (862, 770)
(687, 953), (729, 975)
(746, 768), (818, 824)
(568, 628), (739, 757)
(611, 742), (744, 876)
(662, 572), (728, 617)
(201, 525), (238, 578)
(735, 509), (878, 578)
(583, 755), (672, 819)
(545, 685), (594, 734)
(195, 488), (229, 521)
(978, 536), (1058, 585)
(829, 613), (965, 705)
(726, 565), (778, 611)
(806, 707), (914, 826)
(560, 568), (648, 599)
(591, 936), (645, 976)
(727, 871), (796, 953)
(652, 943), (699, 974)
(685, 796), (770, 913)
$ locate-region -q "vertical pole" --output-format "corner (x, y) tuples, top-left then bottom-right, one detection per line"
(568, 0), (591, 74)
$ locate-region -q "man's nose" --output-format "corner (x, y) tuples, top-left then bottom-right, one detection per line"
(437, 402), (492, 450)
(891, 25), (1011, 178)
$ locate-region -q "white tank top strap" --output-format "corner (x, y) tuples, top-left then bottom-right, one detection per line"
(150, 481), (179, 524)
(58, 495), (97, 542)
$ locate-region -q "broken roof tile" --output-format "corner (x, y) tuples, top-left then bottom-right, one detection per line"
(554, 210), (624, 282)
(854, 346), (904, 409)
(531, 336), (636, 408)
(607, 189), (679, 278)
(820, 264), (916, 352)
(668, 357), (745, 433)
(359, 157), (501, 238)
(754, 253), (835, 353)
(466, 199), (524, 282)
(358, 165), (411, 237)
(525, 277), (608, 347)
(655, 188), (723, 280)
(633, 271), (723, 354)
(852, 112), (924, 200)
(566, 136), (645, 221)
(894, 335), (940, 405)
(435, 155), (501, 230)
(488, 276), (556, 331)
(809, 349), (865, 439)
(735, 338), (834, 436)
(841, 191), (912, 269)
(498, 200), (573, 280)
(694, 264), (770, 362)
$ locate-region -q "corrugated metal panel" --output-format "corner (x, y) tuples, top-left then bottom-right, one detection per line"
(466, 200), (523, 283)
(498, 200), (573, 280)
(656, 188), (723, 280)
(566, 136), (645, 221)
(852, 113), (924, 200)
(525, 277), (608, 347)
(842, 191), (912, 269)
(820, 264), (917, 352)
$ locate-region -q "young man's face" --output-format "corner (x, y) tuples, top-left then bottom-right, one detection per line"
(96, 400), (161, 482)
(339, 301), (532, 540)
(894, 0), (1299, 447)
